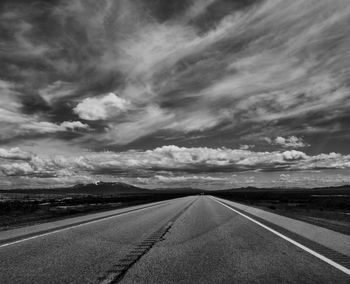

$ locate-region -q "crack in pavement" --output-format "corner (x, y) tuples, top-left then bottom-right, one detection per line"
(98, 198), (198, 284)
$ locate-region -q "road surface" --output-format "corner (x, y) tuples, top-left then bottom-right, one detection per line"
(0, 196), (349, 283)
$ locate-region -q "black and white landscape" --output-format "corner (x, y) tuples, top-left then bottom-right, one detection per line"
(0, 0), (349, 283)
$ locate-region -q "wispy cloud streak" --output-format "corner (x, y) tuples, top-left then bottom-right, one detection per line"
(0, 0), (350, 188)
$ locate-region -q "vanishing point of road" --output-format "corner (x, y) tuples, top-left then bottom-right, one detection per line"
(0, 196), (349, 283)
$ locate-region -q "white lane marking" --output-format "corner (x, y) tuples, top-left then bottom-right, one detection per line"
(0, 200), (172, 249)
(209, 196), (350, 276)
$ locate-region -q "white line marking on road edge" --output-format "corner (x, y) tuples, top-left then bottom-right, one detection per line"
(210, 196), (350, 276)
(0, 200), (172, 249)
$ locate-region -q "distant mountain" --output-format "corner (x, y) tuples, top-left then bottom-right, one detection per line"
(205, 185), (350, 198)
(1, 181), (150, 196)
(210, 184), (350, 193)
(69, 181), (151, 195)
(3, 183), (349, 196)
(154, 187), (205, 194)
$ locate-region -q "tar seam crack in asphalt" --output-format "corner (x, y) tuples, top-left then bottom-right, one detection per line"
(98, 198), (197, 284)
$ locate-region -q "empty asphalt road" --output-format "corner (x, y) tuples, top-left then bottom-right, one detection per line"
(1, 196), (349, 283)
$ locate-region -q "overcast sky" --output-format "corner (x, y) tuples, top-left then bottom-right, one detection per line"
(1, 0), (350, 189)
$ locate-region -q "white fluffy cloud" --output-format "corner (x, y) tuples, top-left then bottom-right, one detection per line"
(1, 145), (350, 189)
(2, 145), (350, 179)
(273, 136), (308, 148)
(240, 145), (254, 150)
(264, 136), (308, 148)
(20, 121), (89, 134)
(282, 150), (308, 161)
(0, 147), (32, 160)
(153, 174), (228, 183)
(59, 121), (90, 131)
(74, 93), (130, 120)
(0, 101), (89, 140)
(0, 162), (34, 176)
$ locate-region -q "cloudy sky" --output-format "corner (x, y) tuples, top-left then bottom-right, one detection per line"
(1, 0), (350, 189)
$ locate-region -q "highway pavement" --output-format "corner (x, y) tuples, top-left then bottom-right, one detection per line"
(0, 196), (349, 283)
